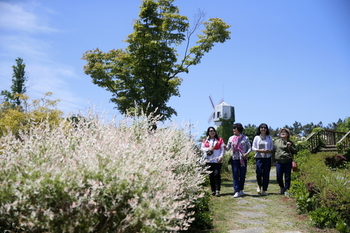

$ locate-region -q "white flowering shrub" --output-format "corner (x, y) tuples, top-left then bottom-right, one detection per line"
(0, 112), (207, 232)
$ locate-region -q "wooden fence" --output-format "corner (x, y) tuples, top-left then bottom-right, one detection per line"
(305, 129), (350, 153)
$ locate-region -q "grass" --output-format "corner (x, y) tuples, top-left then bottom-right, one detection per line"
(205, 164), (338, 233)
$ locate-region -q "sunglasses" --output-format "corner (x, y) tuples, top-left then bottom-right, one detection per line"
(209, 130), (215, 132)
(260, 127), (267, 129)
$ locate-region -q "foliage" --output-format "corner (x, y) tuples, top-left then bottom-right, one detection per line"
(0, 57), (27, 108)
(0, 110), (209, 232)
(184, 192), (213, 232)
(296, 140), (311, 151)
(308, 207), (339, 229)
(336, 116), (350, 132)
(343, 147), (350, 161)
(290, 150), (350, 231)
(0, 93), (63, 138)
(216, 119), (233, 144)
(290, 180), (319, 214)
(242, 123), (257, 143)
(82, 0), (231, 120)
(324, 154), (347, 169)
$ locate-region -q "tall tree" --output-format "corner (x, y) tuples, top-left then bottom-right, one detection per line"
(1, 57), (27, 109)
(243, 124), (257, 143)
(82, 0), (231, 120)
(291, 121), (302, 135)
(337, 117), (350, 132)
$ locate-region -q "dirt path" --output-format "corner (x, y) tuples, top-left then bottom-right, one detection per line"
(207, 165), (335, 233)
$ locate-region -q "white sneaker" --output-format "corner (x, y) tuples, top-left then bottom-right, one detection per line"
(239, 190), (245, 196)
(257, 186), (261, 194)
(284, 191), (290, 196)
(233, 192), (240, 198)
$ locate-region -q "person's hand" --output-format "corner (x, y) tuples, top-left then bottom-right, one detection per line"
(286, 142), (291, 147)
(218, 157), (223, 163)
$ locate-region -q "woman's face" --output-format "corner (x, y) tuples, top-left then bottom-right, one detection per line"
(208, 128), (216, 137)
(233, 127), (240, 135)
(260, 125), (267, 134)
(280, 130), (289, 139)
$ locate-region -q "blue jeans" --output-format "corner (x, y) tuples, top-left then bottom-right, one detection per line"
(231, 159), (247, 192)
(276, 162), (292, 191)
(255, 158), (271, 191)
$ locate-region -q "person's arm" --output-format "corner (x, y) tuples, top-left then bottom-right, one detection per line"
(288, 140), (297, 155)
(244, 136), (251, 157)
(264, 135), (273, 153)
(252, 136), (258, 151)
(225, 136), (232, 151)
(217, 141), (225, 163)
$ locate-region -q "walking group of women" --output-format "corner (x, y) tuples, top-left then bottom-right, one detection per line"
(200, 123), (297, 198)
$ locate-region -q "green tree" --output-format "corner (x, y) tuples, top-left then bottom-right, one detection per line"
(82, 0), (231, 120)
(1, 57), (27, 109)
(337, 117), (350, 132)
(217, 119), (234, 143)
(292, 121), (303, 136)
(302, 122), (315, 137)
(243, 124), (257, 143)
(0, 92), (63, 138)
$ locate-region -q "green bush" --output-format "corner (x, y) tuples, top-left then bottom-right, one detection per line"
(291, 150), (350, 231)
(296, 140), (311, 152)
(290, 180), (319, 214)
(185, 192), (213, 232)
(336, 218), (350, 233)
(309, 207), (339, 229)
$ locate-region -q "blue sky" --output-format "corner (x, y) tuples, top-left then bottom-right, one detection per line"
(1, 0), (349, 137)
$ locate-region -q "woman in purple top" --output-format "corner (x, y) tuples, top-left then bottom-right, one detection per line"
(225, 123), (251, 198)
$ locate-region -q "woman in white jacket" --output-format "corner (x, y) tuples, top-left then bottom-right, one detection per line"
(252, 123), (274, 196)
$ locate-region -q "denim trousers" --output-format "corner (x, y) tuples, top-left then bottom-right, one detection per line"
(255, 158), (272, 191)
(276, 162), (292, 191)
(207, 163), (222, 192)
(231, 159), (247, 192)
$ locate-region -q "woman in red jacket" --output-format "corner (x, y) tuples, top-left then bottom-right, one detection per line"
(200, 126), (225, 197)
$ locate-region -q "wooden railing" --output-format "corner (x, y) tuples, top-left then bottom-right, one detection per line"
(305, 129), (350, 153)
(337, 130), (350, 153)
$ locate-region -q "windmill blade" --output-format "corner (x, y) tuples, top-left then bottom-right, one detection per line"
(207, 112), (214, 123)
(209, 95), (215, 109)
(218, 98), (224, 104)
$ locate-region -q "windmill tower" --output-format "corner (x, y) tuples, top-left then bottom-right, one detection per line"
(208, 96), (235, 127)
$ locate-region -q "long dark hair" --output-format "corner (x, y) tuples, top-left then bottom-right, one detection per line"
(206, 126), (219, 140)
(256, 123), (270, 135)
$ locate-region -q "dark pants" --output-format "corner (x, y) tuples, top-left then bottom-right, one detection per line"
(255, 158), (271, 191)
(231, 159), (247, 192)
(276, 162), (292, 191)
(207, 163), (222, 192)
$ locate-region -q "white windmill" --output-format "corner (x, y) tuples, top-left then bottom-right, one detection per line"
(207, 95), (235, 127)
